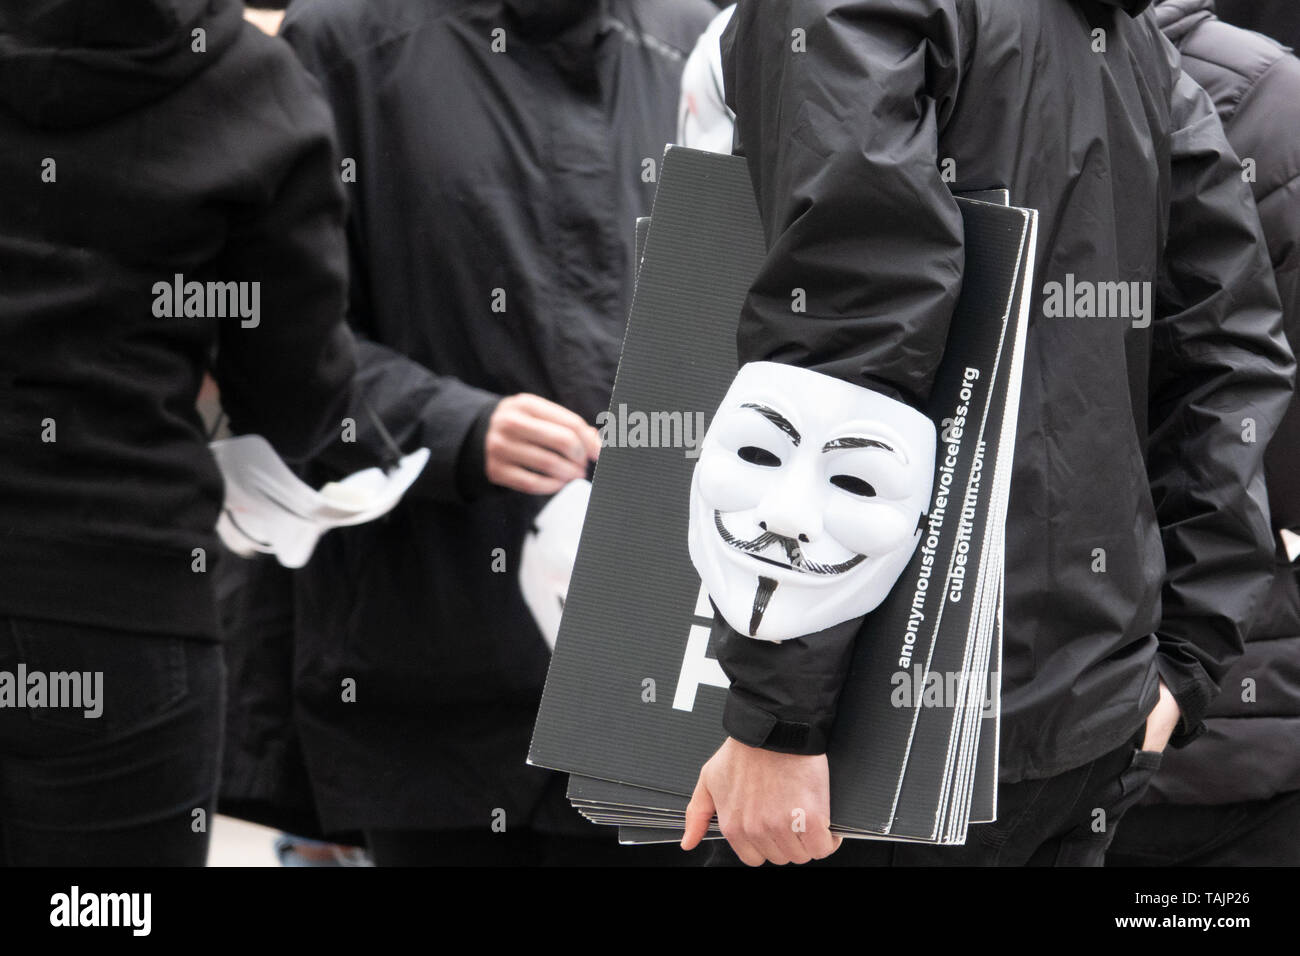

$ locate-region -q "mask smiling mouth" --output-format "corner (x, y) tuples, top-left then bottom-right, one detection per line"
(713, 511), (865, 575)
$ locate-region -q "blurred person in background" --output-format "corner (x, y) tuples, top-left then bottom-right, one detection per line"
(1106, 0), (1300, 866)
(1216, 0), (1300, 49)
(0, 0), (355, 865)
(276, 0), (715, 866)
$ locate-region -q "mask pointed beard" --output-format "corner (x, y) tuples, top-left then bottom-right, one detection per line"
(749, 575), (778, 637)
(688, 362), (937, 642)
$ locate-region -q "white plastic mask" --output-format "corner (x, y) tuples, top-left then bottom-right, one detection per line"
(520, 479), (592, 651)
(688, 362), (936, 641)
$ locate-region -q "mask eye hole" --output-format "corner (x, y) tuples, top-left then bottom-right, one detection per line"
(831, 474), (877, 497)
(737, 445), (781, 467)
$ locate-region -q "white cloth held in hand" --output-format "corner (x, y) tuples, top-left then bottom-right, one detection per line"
(210, 434), (430, 569)
(688, 362), (936, 641)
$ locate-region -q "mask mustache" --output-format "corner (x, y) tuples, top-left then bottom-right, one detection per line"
(713, 511), (866, 575)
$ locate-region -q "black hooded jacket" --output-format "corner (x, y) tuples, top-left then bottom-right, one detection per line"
(712, 0), (1295, 783)
(0, 0), (356, 639)
(278, 0), (715, 833)
(1145, 0), (1300, 805)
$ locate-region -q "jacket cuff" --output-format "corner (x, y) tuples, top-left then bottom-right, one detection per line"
(1154, 646), (1216, 748)
(453, 401), (500, 502)
(402, 389), (501, 505)
(714, 611), (861, 756)
(723, 693), (826, 754)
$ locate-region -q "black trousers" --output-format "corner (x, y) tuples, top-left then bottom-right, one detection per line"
(0, 617), (224, 866)
(710, 727), (1159, 866)
(364, 827), (706, 867)
(1106, 789), (1300, 866)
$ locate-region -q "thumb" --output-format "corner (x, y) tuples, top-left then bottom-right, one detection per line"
(681, 775), (716, 851)
(580, 422), (603, 461)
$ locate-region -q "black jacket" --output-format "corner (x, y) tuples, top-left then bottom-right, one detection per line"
(280, 0), (715, 832)
(712, 0), (1295, 782)
(1216, 0), (1300, 50)
(1144, 0), (1300, 805)
(0, 0), (356, 639)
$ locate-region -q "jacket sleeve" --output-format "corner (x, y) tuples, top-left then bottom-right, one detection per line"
(1227, 51), (1300, 533)
(297, 189), (503, 504)
(312, 333), (503, 505)
(714, 614), (862, 755)
(713, 0), (962, 753)
(720, 0), (964, 405)
(280, 5), (504, 503)
(210, 47), (357, 465)
(1147, 69), (1296, 745)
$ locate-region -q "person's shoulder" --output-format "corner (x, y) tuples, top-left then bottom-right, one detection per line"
(612, 0), (720, 60)
(1178, 15), (1300, 128)
(1182, 15), (1292, 88)
(190, 21), (335, 149)
(1198, 20), (1300, 196)
(196, 17), (318, 113)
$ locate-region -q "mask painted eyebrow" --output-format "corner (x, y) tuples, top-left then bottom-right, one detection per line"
(822, 436), (906, 463)
(741, 403), (801, 446)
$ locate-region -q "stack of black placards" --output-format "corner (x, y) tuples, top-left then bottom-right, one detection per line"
(529, 147), (1038, 845)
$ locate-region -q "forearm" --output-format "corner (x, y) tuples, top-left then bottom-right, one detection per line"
(310, 337), (502, 504)
(714, 613), (861, 755)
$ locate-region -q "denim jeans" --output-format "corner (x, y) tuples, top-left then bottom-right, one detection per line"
(0, 616), (224, 866)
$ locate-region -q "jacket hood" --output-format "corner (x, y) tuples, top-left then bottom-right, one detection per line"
(1153, 0), (1216, 39)
(503, 0), (603, 38)
(0, 0), (244, 128)
(1099, 0), (1157, 15)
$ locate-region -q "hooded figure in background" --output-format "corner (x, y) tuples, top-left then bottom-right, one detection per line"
(1107, 0), (1300, 866)
(277, 0), (716, 865)
(0, 0), (356, 864)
